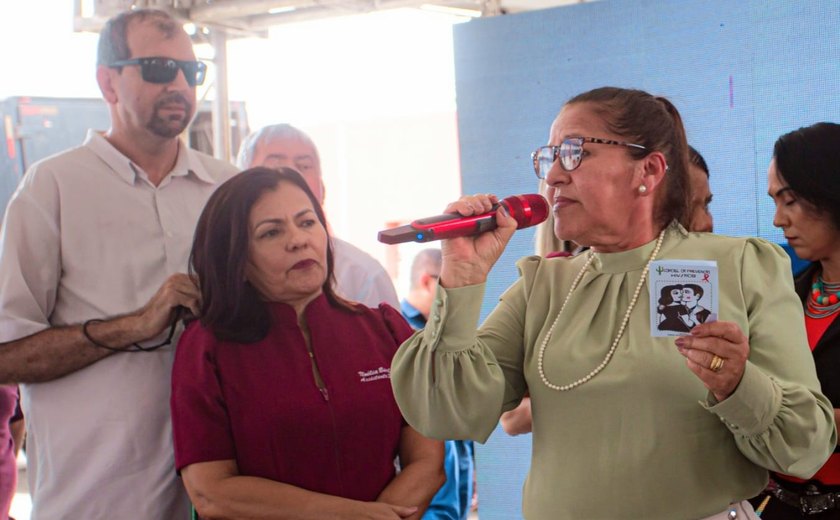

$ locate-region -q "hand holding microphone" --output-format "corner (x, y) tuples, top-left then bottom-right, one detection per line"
(377, 193), (549, 244)
(378, 193), (549, 288)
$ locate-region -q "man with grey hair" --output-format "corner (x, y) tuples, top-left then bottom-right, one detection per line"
(238, 124), (399, 308)
(0, 8), (236, 518)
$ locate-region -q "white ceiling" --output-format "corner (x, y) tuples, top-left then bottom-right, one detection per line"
(78, 0), (590, 36)
(502, 0), (586, 12)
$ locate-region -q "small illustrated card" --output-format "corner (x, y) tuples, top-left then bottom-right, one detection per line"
(649, 260), (718, 337)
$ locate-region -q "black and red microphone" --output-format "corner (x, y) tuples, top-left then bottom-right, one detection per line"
(377, 194), (550, 245)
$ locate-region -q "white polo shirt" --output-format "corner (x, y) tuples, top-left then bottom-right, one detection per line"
(332, 237), (399, 309)
(0, 130), (237, 520)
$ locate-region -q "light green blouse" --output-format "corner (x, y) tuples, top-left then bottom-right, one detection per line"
(390, 224), (836, 520)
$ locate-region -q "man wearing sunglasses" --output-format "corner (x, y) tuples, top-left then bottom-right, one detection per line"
(0, 8), (236, 520)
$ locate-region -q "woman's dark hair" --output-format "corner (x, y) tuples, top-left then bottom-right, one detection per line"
(567, 87), (691, 229)
(190, 167), (358, 343)
(688, 146), (709, 178)
(658, 284), (683, 306)
(773, 122), (840, 230)
(683, 284), (704, 299)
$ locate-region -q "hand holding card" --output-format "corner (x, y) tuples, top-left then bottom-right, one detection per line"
(675, 320), (750, 402)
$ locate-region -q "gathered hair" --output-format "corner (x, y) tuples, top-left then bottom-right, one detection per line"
(773, 122), (840, 230)
(658, 284), (683, 306)
(567, 87), (691, 229)
(190, 167), (358, 343)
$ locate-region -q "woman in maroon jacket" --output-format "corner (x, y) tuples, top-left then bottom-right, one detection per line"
(171, 167), (444, 520)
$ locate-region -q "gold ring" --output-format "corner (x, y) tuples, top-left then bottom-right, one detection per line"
(710, 355), (724, 372)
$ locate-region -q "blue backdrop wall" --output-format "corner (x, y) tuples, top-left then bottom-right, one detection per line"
(452, 1), (840, 518)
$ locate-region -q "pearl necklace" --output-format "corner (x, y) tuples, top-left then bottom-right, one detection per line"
(538, 228), (666, 391)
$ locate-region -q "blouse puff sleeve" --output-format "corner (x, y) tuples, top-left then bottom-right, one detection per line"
(389, 257), (536, 444)
(702, 238), (835, 477)
(390, 238), (836, 478)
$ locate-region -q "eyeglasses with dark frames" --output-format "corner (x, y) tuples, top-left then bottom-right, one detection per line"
(531, 137), (647, 179)
(109, 57), (207, 87)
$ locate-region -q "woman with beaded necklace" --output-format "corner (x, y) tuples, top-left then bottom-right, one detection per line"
(751, 122), (840, 519)
(390, 87), (835, 520)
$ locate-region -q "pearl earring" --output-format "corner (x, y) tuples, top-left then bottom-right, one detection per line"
(638, 185), (647, 194)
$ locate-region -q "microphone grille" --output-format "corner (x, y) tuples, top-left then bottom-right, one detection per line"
(504, 194), (549, 229)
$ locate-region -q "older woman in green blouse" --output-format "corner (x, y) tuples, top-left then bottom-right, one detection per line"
(390, 87), (835, 520)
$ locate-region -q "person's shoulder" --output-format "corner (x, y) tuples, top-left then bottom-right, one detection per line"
(516, 252), (585, 274)
(683, 231), (786, 259)
(10, 146), (94, 207)
(33, 143), (92, 166)
(325, 298), (411, 338)
(333, 237), (366, 257)
(516, 254), (546, 270)
(23, 145), (93, 180)
(514, 253), (587, 298)
(178, 319), (221, 350)
(373, 302), (415, 343)
(188, 150), (239, 182)
(332, 237), (386, 271)
(678, 232), (793, 278)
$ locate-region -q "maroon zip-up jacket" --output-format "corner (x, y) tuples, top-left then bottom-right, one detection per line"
(172, 294), (413, 500)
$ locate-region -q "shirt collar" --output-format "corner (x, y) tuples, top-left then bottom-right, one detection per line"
(400, 299), (427, 330)
(84, 129), (216, 186)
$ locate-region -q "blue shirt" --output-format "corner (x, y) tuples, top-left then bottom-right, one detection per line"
(400, 299), (428, 330)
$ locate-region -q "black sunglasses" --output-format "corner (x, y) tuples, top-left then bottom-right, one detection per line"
(531, 136), (647, 179)
(109, 56), (207, 87)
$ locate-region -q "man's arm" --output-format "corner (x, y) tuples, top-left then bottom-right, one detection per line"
(0, 273), (200, 384)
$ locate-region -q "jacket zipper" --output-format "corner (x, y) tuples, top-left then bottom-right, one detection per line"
(305, 342), (344, 495)
(305, 348), (329, 401)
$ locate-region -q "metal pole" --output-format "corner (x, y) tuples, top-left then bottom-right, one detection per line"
(210, 27), (232, 162)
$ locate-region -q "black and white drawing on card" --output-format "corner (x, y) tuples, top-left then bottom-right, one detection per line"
(649, 260), (718, 337)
